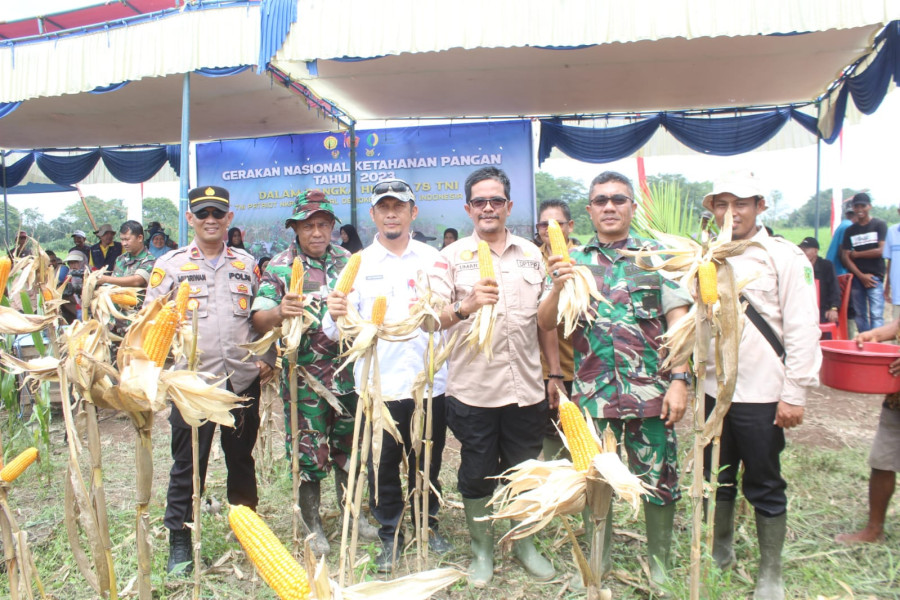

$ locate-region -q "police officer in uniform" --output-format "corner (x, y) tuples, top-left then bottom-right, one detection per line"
(145, 186), (274, 574)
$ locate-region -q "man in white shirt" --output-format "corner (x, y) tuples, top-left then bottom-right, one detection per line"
(325, 179), (450, 573)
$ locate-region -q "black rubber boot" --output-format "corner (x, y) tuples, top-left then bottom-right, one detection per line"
(167, 528), (193, 575)
(298, 480), (330, 557)
(334, 468), (379, 541)
(753, 512), (786, 600)
(712, 500), (737, 569)
(374, 538), (398, 574)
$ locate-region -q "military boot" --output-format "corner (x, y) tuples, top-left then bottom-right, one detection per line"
(512, 535), (556, 581)
(463, 497), (494, 587)
(167, 528), (193, 575)
(644, 501), (675, 589)
(754, 512), (786, 600)
(298, 480), (330, 557)
(334, 468), (379, 541)
(712, 500), (737, 569)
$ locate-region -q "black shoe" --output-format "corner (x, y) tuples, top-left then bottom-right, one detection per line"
(428, 529), (452, 555)
(167, 528), (193, 575)
(374, 540), (398, 573)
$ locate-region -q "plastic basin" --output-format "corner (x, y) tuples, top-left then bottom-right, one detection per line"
(820, 340), (900, 395)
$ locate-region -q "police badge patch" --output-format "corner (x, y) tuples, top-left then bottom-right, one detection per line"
(149, 267), (165, 288)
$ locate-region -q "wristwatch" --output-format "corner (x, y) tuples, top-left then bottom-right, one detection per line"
(453, 300), (469, 321)
(670, 372), (693, 386)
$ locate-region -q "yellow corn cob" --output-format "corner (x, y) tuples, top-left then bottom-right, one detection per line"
(289, 257), (304, 295)
(174, 281), (190, 319)
(547, 219), (570, 263)
(142, 302), (179, 366)
(229, 505), (310, 600)
(371, 296), (387, 326)
(0, 447), (38, 483)
(478, 240), (494, 280)
(559, 398), (600, 472)
(111, 291), (138, 307)
(40, 284), (53, 302)
(335, 253), (361, 294)
(0, 256), (11, 302)
(698, 260), (718, 304)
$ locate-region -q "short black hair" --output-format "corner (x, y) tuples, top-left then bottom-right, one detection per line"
(120, 220), (144, 237)
(589, 171), (635, 198)
(444, 228), (458, 238)
(465, 167), (510, 203)
(538, 199), (572, 222)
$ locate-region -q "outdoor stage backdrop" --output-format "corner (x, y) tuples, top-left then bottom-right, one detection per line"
(196, 120), (534, 258)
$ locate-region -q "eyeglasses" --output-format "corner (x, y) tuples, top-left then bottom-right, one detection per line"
(536, 219), (566, 231)
(589, 194), (632, 207)
(373, 180), (413, 195)
(469, 197), (508, 210)
(193, 208), (228, 220)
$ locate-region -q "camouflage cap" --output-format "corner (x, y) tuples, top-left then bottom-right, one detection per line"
(284, 189), (341, 227)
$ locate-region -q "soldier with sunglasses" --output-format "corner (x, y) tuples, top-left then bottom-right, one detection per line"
(539, 171), (691, 590)
(147, 185), (275, 574)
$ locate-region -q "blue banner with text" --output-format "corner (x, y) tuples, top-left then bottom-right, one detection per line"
(196, 120), (534, 258)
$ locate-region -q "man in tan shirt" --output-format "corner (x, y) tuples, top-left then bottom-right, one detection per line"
(430, 166), (561, 587)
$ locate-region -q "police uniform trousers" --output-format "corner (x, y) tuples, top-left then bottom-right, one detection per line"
(367, 395), (446, 546)
(446, 396), (548, 499)
(703, 395), (787, 517)
(164, 376), (261, 530)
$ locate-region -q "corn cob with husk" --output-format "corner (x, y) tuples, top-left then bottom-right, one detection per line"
(0, 256), (11, 302)
(558, 397), (601, 472)
(0, 448), (38, 483)
(463, 241), (498, 360)
(90, 283), (144, 324)
(141, 301), (179, 366)
(282, 256), (308, 354)
(547, 220), (607, 339)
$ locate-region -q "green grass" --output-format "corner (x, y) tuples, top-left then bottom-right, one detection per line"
(2, 408), (898, 599)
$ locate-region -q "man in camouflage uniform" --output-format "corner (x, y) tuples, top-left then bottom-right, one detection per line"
(251, 190), (377, 557)
(540, 171), (691, 588)
(97, 220), (155, 334)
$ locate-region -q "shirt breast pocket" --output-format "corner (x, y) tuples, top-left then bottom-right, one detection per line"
(520, 268), (544, 309)
(229, 281), (252, 317)
(186, 285), (209, 319)
(626, 275), (662, 320)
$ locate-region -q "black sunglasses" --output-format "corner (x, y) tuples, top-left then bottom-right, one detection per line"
(469, 196), (508, 210)
(589, 194), (632, 207)
(193, 208), (228, 220)
(373, 180), (413, 195)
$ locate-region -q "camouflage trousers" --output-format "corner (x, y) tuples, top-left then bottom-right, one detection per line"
(593, 417), (681, 506)
(283, 380), (358, 483)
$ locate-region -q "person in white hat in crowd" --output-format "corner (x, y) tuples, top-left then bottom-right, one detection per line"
(60, 251), (87, 323)
(701, 172), (821, 600)
(69, 229), (91, 264)
(89, 223), (123, 273)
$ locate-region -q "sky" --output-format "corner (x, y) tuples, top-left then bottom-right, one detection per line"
(5, 90), (899, 228)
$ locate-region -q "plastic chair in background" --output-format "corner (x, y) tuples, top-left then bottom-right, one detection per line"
(836, 273), (853, 340)
(817, 280), (838, 340)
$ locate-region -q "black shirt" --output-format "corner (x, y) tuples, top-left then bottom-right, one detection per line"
(843, 218), (887, 278)
(812, 257), (840, 323)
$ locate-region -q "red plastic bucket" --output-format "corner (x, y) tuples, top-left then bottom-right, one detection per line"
(820, 340), (900, 394)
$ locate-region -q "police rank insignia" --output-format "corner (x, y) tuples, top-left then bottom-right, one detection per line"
(236, 283), (249, 294)
(460, 249), (474, 261)
(180, 263), (199, 271)
(231, 260), (246, 270)
(149, 267), (165, 288)
(238, 297), (248, 310)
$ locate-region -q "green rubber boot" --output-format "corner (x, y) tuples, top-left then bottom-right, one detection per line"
(712, 500), (737, 569)
(463, 497), (494, 587)
(644, 501), (675, 589)
(753, 512), (786, 600)
(512, 535), (556, 581)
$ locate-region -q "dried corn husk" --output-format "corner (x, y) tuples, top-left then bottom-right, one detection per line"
(161, 370), (245, 428)
(0, 305), (56, 334)
(556, 264), (608, 339)
(0, 352), (60, 382)
(91, 284), (144, 323)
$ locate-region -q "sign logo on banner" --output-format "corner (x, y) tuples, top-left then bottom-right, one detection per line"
(196, 120), (534, 259)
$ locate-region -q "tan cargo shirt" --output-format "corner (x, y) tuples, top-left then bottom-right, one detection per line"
(430, 230), (545, 409)
(145, 241), (266, 394)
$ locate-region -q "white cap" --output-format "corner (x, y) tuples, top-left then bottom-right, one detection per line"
(702, 171), (765, 211)
(72, 229), (87, 238)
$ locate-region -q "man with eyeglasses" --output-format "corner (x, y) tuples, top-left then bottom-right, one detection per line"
(252, 190), (378, 558)
(535, 200), (577, 461)
(430, 166), (560, 587)
(539, 171), (691, 590)
(325, 178), (451, 573)
(147, 185), (274, 574)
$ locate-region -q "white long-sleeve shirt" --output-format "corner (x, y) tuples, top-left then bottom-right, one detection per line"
(322, 236), (448, 400)
(704, 227), (822, 406)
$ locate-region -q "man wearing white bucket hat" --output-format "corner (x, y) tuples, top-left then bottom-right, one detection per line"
(702, 171), (821, 600)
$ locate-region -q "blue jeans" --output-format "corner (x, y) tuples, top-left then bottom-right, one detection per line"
(850, 276), (884, 333)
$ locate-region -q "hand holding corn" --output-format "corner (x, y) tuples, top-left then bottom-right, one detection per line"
(458, 279), (499, 316)
(326, 290), (350, 319)
(546, 254), (575, 290)
(278, 292), (305, 320)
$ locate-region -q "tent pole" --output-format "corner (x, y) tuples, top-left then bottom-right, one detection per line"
(814, 101), (822, 240)
(179, 72), (191, 246)
(1, 151), (8, 251)
(349, 120), (358, 230)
